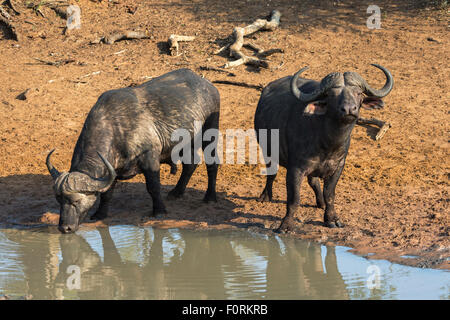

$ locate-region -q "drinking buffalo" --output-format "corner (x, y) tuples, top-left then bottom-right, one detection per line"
(254, 64), (393, 231)
(46, 68), (220, 233)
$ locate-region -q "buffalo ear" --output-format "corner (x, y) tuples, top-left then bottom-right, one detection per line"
(303, 101), (327, 115)
(362, 96), (385, 110)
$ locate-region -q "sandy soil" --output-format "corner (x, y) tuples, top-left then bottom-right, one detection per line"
(0, 0), (448, 269)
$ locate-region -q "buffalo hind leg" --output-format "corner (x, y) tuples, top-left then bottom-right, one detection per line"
(258, 170), (277, 202)
(167, 163), (198, 200)
(277, 166), (304, 233)
(323, 165), (344, 228)
(91, 180), (117, 221)
(307, 176), (325, 208)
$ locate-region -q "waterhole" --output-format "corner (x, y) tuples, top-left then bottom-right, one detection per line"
(0, 225), (448, 299)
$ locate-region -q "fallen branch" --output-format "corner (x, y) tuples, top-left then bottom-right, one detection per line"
(212, 80), (263, 91)
(356, 117), (391, 140)
(91, 30), (150, 45)
(222, 10), (282, 69)
(168, 34), (195, 56)
(0, 15), (20, 41)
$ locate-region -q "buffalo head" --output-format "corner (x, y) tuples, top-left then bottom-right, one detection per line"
(290, 64), (393, 123)
(46, 150), (116, 233)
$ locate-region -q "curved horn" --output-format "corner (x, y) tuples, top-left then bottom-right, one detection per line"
(63, 153), (116, 194)
(91, 152), (116, 193)
(290, 67), (326, 103)
(46, 149), (61, 180)
(362, 64), (394, 98)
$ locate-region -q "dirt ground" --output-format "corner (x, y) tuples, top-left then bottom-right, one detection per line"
(0, 0), (448, 269)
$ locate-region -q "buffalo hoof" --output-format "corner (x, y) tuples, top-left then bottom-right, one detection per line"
(152, 207), (167, 217)
(167, 189), (184, 200)
(275, 220), (296, 234)
(325, 220), (344, 228)
(90, 212), (107, 221)
(203, 192), (217, 203)
(257, 191), (272, 203)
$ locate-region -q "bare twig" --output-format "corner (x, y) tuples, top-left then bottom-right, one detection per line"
(113, 49), (127, 55)
(168, 34), (195, 56)
(357, 117), (391, 140)
(79, 71), (101, 79)
(212, 80), (263, 91)
(31, 58), (76, 67)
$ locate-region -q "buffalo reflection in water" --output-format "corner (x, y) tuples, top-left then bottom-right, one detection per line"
(1, 226), (349, 299)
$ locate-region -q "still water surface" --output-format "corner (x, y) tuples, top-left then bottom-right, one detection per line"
(0, 225), (448, 300)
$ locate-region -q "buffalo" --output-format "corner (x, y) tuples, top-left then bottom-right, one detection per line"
(46, 68), (220, 233)
(255, 64), (393, 231)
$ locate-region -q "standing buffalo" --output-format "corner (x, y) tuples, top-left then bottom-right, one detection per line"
(46, 68), (220, 233)
(255, 64), (393, 231)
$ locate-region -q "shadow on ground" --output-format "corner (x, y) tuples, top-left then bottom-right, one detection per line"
(0, 173), (266, 230)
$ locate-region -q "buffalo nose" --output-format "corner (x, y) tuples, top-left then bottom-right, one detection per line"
(341, 104), (358, 116)
(59, 224), (77, 234)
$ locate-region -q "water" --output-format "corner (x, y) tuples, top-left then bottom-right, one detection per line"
(0, 225), (448, 300)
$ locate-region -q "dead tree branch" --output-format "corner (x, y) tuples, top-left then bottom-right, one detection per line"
(168, 34), (195, 56)
(221, 10), (282, 69)
(357, 117), (391, 140)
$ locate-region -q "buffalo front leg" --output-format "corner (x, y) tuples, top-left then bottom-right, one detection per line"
(203, 163), (218, 202)
(202, 113), (219, 203)
(323, 165), (344, 228)
(141, 157), (167, 216)
(91, 180), (117, 221)
(277, 166), (304, 233)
